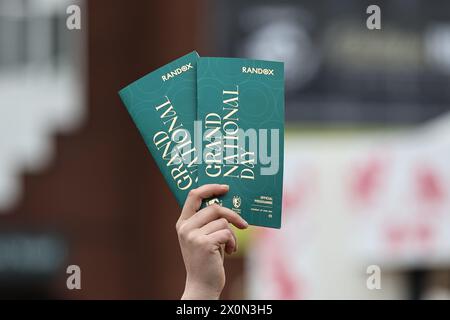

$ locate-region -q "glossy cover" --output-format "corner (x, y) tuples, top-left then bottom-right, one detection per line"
(197, 57), (284, 228)
(119, 52), (199, 206)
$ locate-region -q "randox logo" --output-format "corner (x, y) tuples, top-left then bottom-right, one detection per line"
(161, 63), (193, 82)
(242, 67), (274, 76)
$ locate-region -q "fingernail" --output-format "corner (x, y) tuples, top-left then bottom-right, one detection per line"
(243, 220), (249, 228)
(221, 184), (229, 189)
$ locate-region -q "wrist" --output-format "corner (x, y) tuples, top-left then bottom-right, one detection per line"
(181, 278), (222, 300)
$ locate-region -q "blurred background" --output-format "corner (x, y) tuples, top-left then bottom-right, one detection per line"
(1, 0), (450, 299)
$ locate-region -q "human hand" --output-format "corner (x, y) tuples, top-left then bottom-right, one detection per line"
(176, 184), (248, 300)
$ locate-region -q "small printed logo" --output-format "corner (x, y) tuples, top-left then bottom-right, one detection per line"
(232, 195), (241, 208)
(206, 198), (222, 206)
(162, 63), (193, 82)
(242, 67), (274, 76)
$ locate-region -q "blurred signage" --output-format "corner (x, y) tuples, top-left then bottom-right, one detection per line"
(351, 116), (450, 267)
(217, 0), (450, 124)
(247, 115), (450, 298)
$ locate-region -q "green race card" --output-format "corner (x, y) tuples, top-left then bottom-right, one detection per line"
(197, 57), (284, 228)
(119, 51), (199, 206)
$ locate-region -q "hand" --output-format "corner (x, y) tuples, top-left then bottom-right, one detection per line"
(176, 184), (248, 300)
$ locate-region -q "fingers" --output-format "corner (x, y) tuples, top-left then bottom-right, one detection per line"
(208, 229), (236, 254)
(200, 218), (238, 253)
(176, 184), (247, 257)
(179, 184), (229, 221)
(199, 218), (229, 234)
(186, 204), (248, 230)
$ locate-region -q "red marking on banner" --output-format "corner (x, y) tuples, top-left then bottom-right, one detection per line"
(351, 158), (384, 205)
(385, 224), (407, 251)
(282, 186), (302, 212)
(416, 165), (444, 205)
(415, 223), (433, 247)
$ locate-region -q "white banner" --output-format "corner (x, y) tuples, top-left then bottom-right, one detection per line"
(247, 114), (450, 299)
